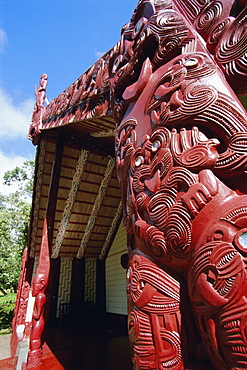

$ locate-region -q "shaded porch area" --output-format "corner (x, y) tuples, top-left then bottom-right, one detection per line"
(0, 316), (132, 370)
(43, 320), (132, 370)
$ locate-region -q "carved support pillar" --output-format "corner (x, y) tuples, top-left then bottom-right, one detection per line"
(110, 1), (247, 369)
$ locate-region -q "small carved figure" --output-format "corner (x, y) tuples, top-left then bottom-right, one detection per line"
(26, 273), (47, 368)
(27, 218), (49, 368)
(28, 74), (48, 143)
(35, 73), (48, 109)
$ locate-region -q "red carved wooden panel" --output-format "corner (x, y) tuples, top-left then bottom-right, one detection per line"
(110, 0), (247, 369)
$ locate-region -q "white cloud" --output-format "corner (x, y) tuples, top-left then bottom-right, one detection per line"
(0, 29), (7, 53)
(0, 151), (31, 195)
(95, 51), (105, 59)
(0, 88), (34, 140)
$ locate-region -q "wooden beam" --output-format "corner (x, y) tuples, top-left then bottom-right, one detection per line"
(76, 157), (116, 258)
(99, 201), (122, 260)
(46, 136), (65, 253)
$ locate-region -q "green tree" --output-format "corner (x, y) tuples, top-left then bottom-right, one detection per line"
(3, 160), (34, 196)
(0, 160), (34, 295)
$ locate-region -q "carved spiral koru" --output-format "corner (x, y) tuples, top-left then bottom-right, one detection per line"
(194, 1), (223, 37)
(180, 83), (218, 116)
(113, 100), (127, 124)
(207, 17), (233, 52)
(145, 225), (169, 259)
(86, 94), (109, 119)
(165, 202), (192, 257)
(150, 10), (189, 66)
(148, 189), (177, 230)
(215, 8), (247, 92)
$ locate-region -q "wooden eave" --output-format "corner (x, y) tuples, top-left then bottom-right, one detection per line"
(28, 93), (122, 260)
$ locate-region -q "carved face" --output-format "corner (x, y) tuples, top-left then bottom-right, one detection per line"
(112, 3), (247, 270)
(32, 274), (46, 297)
(114, 52), (226, 268)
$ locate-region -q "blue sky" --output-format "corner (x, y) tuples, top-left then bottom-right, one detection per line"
(0, 0), (136, 194)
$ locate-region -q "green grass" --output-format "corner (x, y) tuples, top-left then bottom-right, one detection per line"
(0, 293), (16, 333)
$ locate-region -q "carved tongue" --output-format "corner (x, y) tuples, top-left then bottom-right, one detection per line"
(123, 58), (152, 101)
(144, 169), (160, 193)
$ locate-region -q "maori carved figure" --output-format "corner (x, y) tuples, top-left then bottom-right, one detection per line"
(28, 73), (48, 144)
(27, 219), (50, 368)
(35, 73), (48, 109)
(110, 0), (247, 369)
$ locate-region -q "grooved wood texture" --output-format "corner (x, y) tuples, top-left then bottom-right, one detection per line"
(84, 258), (96, 305)
(56, 258), (73, 317)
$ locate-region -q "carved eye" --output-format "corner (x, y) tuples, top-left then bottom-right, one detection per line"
(238, 232), (247, 249)
(135, 156), (144, 167)
(112, 55), (123, 73)
(184, 58), (198, 68)
(135, 20), (142, 34)
(132, 17), (147, 39)
(233, 228), (247, 256)
(151, 141), (161, 152)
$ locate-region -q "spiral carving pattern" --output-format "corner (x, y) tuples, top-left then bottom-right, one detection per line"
(165, 203), (192, 256)
(148, 190), (177, 230)
(215, 8), (247, 89)
(195, 1), (223, 35)
(180, 83), (218, 115)
(180, 145), (216, 168)
(148, 10), (188, 65)
(207, 17), (233, 51)
(145, 225), (168, 259)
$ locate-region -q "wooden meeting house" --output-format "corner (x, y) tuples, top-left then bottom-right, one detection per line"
(11, 12), (129, 370)
(11, 0), (247, 369)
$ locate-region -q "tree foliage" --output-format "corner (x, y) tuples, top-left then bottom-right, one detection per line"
(0, 160), (34, 294)
(3, 160), (34, 195)
(0, 293), (16, 330)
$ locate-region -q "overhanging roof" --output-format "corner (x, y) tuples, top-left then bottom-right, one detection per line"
(29, 129), (122, 260)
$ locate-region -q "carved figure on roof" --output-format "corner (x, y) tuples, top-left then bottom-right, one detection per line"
(28, 73), (48, 144)
(35, 73), (48, 109)
(111, 0), (247, 368)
